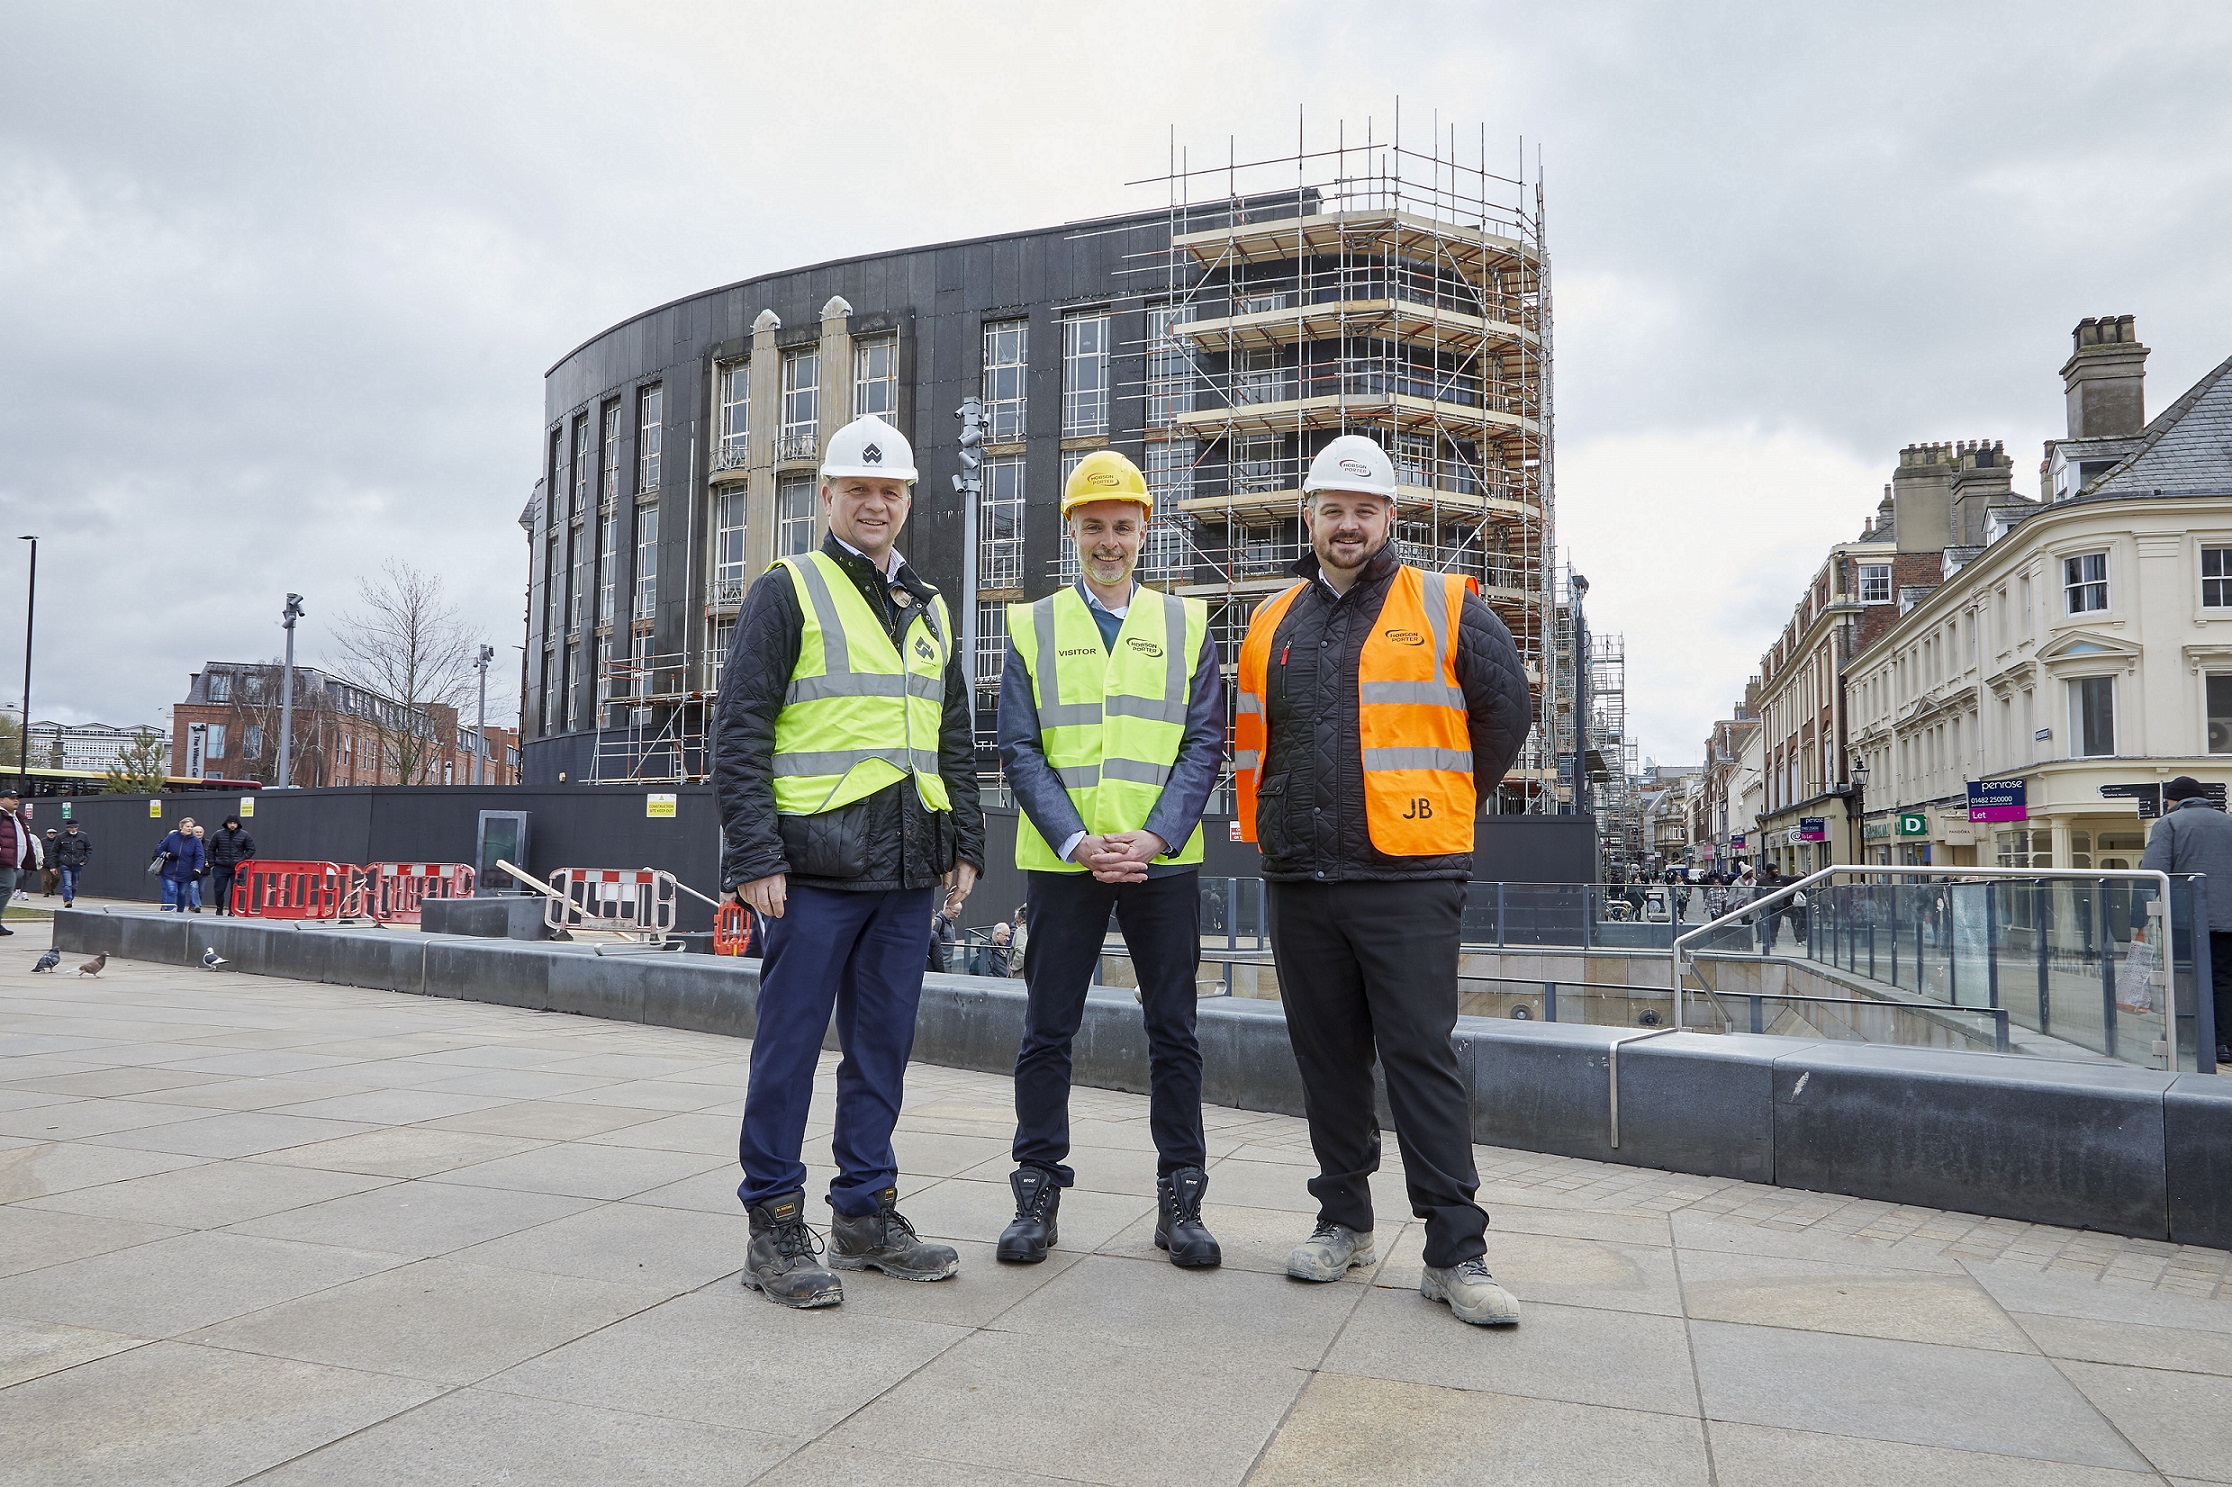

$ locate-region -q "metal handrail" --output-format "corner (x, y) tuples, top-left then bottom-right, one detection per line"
(1668, 864), (2175, 1036)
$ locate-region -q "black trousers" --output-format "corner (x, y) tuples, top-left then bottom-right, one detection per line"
(211, 865), (240, 915)
(2211, 932), (2232, 1058)
(1269, 877), (1487, 1269)
(1013, 868), (1206, 1184)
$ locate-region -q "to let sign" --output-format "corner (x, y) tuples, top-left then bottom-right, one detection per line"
(1968, 779), (2028, 823)
(1799, 816), (1827, 842)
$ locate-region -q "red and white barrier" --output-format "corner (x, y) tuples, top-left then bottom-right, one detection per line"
(544, 867), (678, 941)
(228, 861), (353, 919)
(354, 863), (476, 924)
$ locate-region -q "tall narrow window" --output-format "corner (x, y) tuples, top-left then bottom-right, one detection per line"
(1393, 432), (1435, 489)
(1147, 305), (1195, 424)
(982, 321), (1028, 443)
(777, 473), (816, 557)
(542, 649), (559, 732)
(2209, 675), (2232, 754)
(1061, 313), (1110, 437)
(633, 501), (658, 621)
(981, 456), (1025, 586)
(851, 336), (897, 425)
(1231, 434), (1283, 494)
(637, 386), (663, 491)
(1142, 439), (1195, 582)
(570, 413), (591, 517)
(707, 616), (738, 693)
(596, 501), (618, 627)
(600, 403), (620, 500)
(780, 350), (818, 461)
(2203, 547), (2232, 609)
(976, 601), (1007, 688)
(2071, 676), (2115, 757)
(2065, 551), (2106, 613)
(717, 363), (750, 469)
(713, 488), (747, 600)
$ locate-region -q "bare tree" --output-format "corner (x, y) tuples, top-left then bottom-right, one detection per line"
(332, 562), (478, 786)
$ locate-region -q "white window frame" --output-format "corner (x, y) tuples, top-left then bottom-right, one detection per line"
(780, 350), (819, 461)
(596, 501), (618, 627)
(707, 615), (738, 693)
(207, 671), (232, 703)
(2202, 546), (2232, 609)
(206, 724), (225, 760)
(632, 500), (658, 621)
(777, 472), (816, 558)
(1857, 563), (1891, 605)
(851, 336), (897, 425)
(1061, 313), (1110, 437)
(2064, 550), (2108, 614)
(1141, 439), (1194, 583)
(712, 488), (747, 600)
(2069, 674), (2116, 758)
(980, 455), (1025, 587)
(1392, 431), (1434, 489)
(1147, 305), (1195, 424)
(976, 601), (1007, 688)
(717, 363), (750, 467)
(982, 321), (1028, 444)
(637, 386), (662, 492)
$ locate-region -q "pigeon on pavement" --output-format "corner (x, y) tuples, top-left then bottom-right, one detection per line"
(32, 948), (58, 973)
(76, 953), (106, 978)
(202, 947), (227, 969)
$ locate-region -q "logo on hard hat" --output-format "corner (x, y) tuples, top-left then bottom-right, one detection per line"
(1383, 628), (1426, 646)
(1338, 459), (1373, 478)
(862, 443), (883, 465)
(1087, 471), (1119, 488)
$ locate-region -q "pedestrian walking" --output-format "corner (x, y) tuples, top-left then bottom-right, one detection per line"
(52, 820), (91, 907)
(187, 824), (208, 911)
(206, 815), (257, 916)
(994, 449), (1226, 1270)
(39, 831), (59, 896)
(714, 414), (984, 1308)
(2142, 776), (2232, 1066)
(985, 920), (1013, 978)
(1233, 434), (1532, 1327)
(154, 816), (205, 914)
(0, 789), (36, 935)
(1007, 901), (1029, 968)
(925, 904), (952, 975)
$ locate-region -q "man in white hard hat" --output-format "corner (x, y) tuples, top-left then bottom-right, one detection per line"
(1232, 431), (1533, 1327)
(993, 450), (1226, 1269)
(715, 413), (985, 1307)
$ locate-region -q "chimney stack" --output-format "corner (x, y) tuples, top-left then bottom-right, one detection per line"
(2061, 314), (2147, 439)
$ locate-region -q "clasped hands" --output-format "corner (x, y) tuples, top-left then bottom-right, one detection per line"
(1069, 829), (1166, 883)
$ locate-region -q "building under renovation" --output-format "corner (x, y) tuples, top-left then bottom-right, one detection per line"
(523, 114), (1560, 809)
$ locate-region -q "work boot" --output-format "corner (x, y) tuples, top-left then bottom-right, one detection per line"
(1154, 1167), (1222, 1268)
(741, 1190), (842, 1308)
(1421, 1258), (1521, 1326)
(996, 1168), (1061, 1264)
(1285, 1221), (1376, 1282)
(828, 1187), (960, 1282)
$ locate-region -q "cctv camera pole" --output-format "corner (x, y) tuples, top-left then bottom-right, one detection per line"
(474, 644), (495, 785)
(15, 537), (33, 791)
(954, 397), (985, 732)
(277, 594), (304, 788)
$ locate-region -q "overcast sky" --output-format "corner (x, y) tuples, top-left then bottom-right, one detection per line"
(4, 1), (2230, 767)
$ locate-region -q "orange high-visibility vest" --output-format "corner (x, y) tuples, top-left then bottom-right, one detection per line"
(1234, 565), (1478, 857)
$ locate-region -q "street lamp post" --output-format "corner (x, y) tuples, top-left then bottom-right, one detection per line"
(473, 644), (495, 785)
(1846, 759), (1871, 865)
(277, 594), (304, 788)
(15, 537), (32, 790)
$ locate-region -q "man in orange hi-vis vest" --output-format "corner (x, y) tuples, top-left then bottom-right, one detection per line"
(1234, 433), (1533, 1328)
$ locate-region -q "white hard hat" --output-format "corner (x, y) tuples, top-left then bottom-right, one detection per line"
(1302, 433), (1398, 498)
(820, 415), (917, 483)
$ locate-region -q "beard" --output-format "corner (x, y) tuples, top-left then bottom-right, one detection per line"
(1315, 529), (1390, 572)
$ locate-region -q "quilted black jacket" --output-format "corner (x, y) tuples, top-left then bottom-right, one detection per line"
(713, 535), (986, 894)
(1255, 544), (1533, 882)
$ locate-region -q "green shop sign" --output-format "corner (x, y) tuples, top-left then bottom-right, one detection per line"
(1897, 812), (1929, 836)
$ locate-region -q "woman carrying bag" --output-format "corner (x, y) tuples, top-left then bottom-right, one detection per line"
(153, 817), (206, 913)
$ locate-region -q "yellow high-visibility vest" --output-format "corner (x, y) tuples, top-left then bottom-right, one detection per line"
(1009, 584), (1208, 871)
(771, 551), (952, 817)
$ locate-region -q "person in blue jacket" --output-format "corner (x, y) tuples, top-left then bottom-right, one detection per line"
(155, 816), (206, 913)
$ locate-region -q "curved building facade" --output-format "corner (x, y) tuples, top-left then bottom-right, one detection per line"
(525, 167), (1556, 807)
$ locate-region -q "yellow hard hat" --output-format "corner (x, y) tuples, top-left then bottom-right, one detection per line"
(1060, 449), (1153, 517)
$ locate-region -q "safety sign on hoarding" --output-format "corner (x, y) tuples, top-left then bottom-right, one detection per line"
(645, 793), (677, 819)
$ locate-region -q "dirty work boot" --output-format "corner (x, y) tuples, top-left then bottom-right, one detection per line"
(742, 1190), (842, 1308)
(828, 1187), (960, 1282)
(1154, 1167), (1222, 1268)
(1421, 1259), (1521, 1326)
(1285, 1221), (1376, 1282)
(996, 1168), (1061, 1264)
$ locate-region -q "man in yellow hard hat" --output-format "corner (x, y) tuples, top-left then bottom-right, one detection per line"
(715, 413), (985, 1308)
(993, 449), (1226, 1268)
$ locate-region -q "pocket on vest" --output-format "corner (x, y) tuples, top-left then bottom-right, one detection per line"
(1256, 775), (1293, 859)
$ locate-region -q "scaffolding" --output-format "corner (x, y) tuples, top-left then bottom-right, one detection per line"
(586, 644), (715, 785)
(1587, 633), (1644, 869)
(1110, 108), (1557, 810)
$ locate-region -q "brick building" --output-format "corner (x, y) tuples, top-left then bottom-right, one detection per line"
(170, 662), (519, 788)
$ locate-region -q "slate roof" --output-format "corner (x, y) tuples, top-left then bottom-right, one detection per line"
(2088, 350), (2232, 497)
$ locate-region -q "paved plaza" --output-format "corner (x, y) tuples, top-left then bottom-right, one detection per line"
(2, 951), (2230, 1484)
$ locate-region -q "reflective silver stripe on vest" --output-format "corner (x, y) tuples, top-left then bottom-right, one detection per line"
(1235, 693), (1261, 716)
(788, 556), (853, 680)
(1359, 570), (1464, 708)
(1053, 764), (1100, 788)
(1101, 589), (1192, 723)
(783, 556), (946, 705)
(787, 673), (910, 703)
(1420, 569), (1452, 661)
(1102, 757), (1174, 786)
(1233, 749), (1259, 770)
(774, 747), (940, 777)
(1360, 679), (1468, 707)
(1362, 746), (1473, 773)
(1032, 593), (1105, 727)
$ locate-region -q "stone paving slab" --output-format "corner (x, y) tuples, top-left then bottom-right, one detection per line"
(2, 952), (2230, 1484)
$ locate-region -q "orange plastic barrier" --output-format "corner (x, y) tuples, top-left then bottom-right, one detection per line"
(356, 863), (476, 924)
(713, 900), (759, 956)
(228, 860), (353, 919)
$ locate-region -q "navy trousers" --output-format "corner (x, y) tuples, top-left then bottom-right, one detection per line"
(738, 883), (936, 1217)
(1013, 868), (1206, 1184)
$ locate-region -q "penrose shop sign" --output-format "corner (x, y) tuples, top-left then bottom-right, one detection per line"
(1967, 778), (2028, 823)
